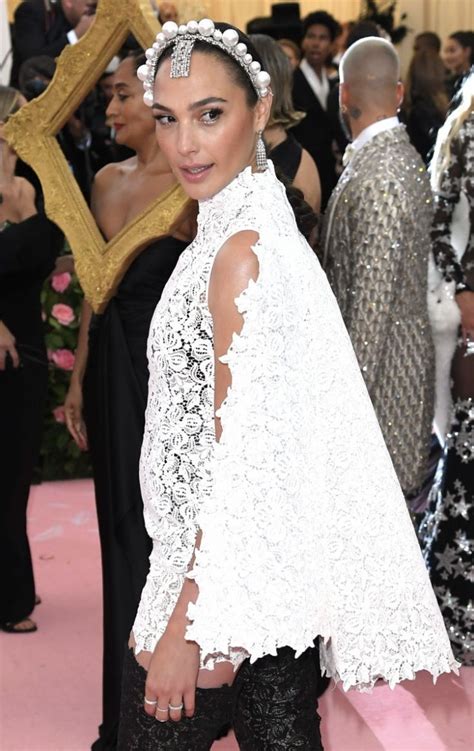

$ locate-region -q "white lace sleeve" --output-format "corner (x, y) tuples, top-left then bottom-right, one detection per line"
(185, 172), (458, 690)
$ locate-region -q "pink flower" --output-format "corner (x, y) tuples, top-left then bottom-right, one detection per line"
(53, 406), (66, 423)
(51, 349), (75, 371)
(51, 272), (72, 293)
(51, 303), (75, 326)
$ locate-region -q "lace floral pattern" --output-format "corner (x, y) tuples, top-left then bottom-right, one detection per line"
(134, 163), (458, 690)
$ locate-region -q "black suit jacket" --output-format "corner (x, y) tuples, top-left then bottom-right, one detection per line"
(291, 66), (337, 210)
(10, 0), (72, 86)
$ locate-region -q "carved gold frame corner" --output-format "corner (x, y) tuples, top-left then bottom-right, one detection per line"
(4, 0), (188, 313)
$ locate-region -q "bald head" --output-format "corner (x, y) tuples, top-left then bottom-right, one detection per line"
(339, 37), (402, 137)
(341, 37), (399, 99)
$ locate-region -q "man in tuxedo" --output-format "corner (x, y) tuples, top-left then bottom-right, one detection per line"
(292, 10), (340, 209)
(10, 0), (96, 86)
(321, 38), (435, 498)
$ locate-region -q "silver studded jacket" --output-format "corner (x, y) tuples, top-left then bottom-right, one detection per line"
(322, 125), (435, 495)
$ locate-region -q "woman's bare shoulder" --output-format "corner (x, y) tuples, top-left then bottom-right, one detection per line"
(93, 157), (135, 192)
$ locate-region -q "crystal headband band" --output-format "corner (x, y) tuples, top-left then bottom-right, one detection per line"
(137, 18), (271, 107)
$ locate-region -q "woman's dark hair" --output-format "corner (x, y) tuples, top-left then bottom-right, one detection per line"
(302, 11), (341, 42)
(405, 50), (449, 117)
(154, 23), (319, 240)
(18, 55), (56, 99)
(128, 49), (147, 71)
(450, 31), (474, 65)
(155, 23), (261, 108)
(277, 170), (319, 244)
(414, 31), (441, 54)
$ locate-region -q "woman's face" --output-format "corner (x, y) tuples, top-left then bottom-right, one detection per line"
(152, 51), (270, 201)
(443, 38), (471, 75)
(106, 57), (155, 148)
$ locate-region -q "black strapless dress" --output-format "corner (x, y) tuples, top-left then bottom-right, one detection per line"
(84, 236), (187, 751)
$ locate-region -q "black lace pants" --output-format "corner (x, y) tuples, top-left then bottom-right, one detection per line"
(118, 647), (323, 750)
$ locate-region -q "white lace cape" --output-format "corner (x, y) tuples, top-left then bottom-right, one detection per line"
(184, 165), (458, 690)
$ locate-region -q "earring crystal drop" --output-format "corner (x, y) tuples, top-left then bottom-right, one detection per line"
(256, 131), (267, 172)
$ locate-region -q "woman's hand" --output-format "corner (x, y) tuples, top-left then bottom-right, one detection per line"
(64, 379), (88, 450)
(144, 621), (200, 723)
(53, 254), (75, 276)
(0, 320), (19, 370)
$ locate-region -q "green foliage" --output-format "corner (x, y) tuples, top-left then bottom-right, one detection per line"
(39, 253), (92, 481)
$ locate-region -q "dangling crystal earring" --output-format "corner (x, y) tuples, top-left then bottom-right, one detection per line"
(256, 130), (267, 172)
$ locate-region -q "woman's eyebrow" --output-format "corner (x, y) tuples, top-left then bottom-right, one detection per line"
(152, 96), (228, 112)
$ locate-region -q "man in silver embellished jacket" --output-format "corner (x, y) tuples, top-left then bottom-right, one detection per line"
(322, 37), (435, 496)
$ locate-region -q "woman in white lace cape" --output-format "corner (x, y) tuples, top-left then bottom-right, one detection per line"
(126, 19), (458, 744)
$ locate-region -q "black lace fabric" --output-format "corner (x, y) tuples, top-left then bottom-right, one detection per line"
(118, 647), (323, 750)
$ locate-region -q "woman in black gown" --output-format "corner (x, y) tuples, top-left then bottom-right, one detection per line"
(0, 86), (63, 633)
(250, 34), (321, 212)
(64, 54), (192, 751)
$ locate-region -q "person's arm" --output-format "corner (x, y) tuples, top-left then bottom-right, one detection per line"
(64, 299), (91, 451)
(293, 148), (322, 214)
(143, 231), (260, 721)
(345, 178), (408, 395)
(63, 167), (112, 449)
(0, 212), (64, 276)
(13, 2), (94, 61)
(432, 131), (474, 341)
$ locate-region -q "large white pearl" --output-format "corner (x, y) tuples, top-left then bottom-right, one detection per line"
(243, 53), (252, 65)
(198, 18), (215, 36)
(235, 42), (247, 57)
(143, 90), (154, 106)
(155, 32), (165, 44)
(162, 21), (178, 39)
(145, 47), (155, 60)
(222, 28), (239, 47)
(178, 24), (187, 35)
(136, 64), (149, 81)
(256, 71), (271, 88)
(187, 20), (199, 33)
(249, 60), (261, 74)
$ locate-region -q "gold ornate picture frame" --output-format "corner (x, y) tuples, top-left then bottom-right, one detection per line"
(4, 0), (188, 312)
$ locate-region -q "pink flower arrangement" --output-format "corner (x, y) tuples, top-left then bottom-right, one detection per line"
(51, 349), (75, 371)
(51, 303), (75, 326)
(53, 406), (66, 423)
(51, 272), (72, 293)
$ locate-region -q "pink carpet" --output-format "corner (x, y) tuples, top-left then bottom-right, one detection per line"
(1, 479), (472, 751)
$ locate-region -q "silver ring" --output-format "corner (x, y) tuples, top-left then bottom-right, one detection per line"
(156, 706), (169, 713)
(168, 702), (184, 711)
(144, 697), (158, 706)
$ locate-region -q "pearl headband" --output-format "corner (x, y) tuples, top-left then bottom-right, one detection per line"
(137, 18), (271, 106)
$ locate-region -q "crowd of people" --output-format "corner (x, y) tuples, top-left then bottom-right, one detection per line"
(1, 2), (473, 751)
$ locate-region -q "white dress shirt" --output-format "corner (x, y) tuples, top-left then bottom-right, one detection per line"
(342, 117), (400, 166)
